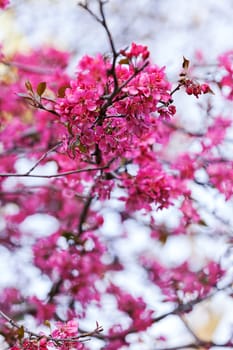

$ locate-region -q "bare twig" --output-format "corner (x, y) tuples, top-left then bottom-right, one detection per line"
(0, 163), (110, 179)
(0, 309), (40, 339)
(153, 341), (233, 350)
(79, 0), (149, 126)
(179, 314), (203, 344)
(25, 142), (62, 176)
(1, 59), (57, 75)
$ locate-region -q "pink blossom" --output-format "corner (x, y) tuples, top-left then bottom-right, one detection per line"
(0, 0), (9, 9)
(203, 116), (232, 148)
(207, 162), (233, 200)
(218, 51), (233, 100)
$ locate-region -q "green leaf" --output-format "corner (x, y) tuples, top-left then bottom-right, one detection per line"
(37, 82), (47, 97)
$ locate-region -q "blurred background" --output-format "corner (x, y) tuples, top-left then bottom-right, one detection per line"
(1, 0), (233, 68)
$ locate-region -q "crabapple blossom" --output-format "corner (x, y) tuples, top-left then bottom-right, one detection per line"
(0, 1), (233, 350)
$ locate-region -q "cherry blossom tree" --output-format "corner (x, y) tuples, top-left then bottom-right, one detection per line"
(0, 1), (233, 349)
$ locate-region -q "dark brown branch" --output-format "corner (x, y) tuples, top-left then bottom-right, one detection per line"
(0, 163), (110, 179)
(18, 93), (60, 117)
(79, 0), (117, 56)
(153, 341), (233, 350)
(153, 343), (203, 350)
(0, 309), (40, 340)
(78, 194), (94, 235)
(79, 0), (149, 127)
(25, 142), (62, 176)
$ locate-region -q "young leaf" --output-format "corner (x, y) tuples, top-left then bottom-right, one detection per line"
(25, 80), (33, 93)
(119, 58), (129, 65)
(78, 142), (87, 153)
(182, 56), (190, 70)
(37, 82), (47, 97)
(17, 326), (24, 340)
(44, 320), (51, 329)
(58, 85), (69, 98)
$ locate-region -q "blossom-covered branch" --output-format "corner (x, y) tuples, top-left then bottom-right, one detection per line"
(0, 1), (233, 350)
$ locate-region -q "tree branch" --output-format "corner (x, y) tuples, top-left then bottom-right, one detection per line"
(78, 194), (94, 235)
(0, 163), (111, 179)
(0, 309), (103, 344)
(25, 142), (62, 176)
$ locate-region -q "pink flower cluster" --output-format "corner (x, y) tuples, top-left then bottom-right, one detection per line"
(122, 164), (177, 211)
(108, 284), (153, 332)
(10, 320), (83, 350)
(203, 116), (232, 149)
(120, 42), (150, 62)
(141, 259), (224, 303)
(184, 79), (211, 98)
(207, 162), (233, 200)
(33, 231), (106, 306)
(50, 320), (83, 350)
(55, 43), (175, 164)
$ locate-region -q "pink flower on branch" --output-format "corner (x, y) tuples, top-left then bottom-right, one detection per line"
(141, 258), (225, 303)
(55, 45), (175, 164)
(1, 2), (233, 349)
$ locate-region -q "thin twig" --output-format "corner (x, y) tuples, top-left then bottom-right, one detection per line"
(79, 0), (149, 127)
(0, 164), (110, 179)
(153, 341), (233, 350)
(0, 309), (40, 339)
(0, 309), (103, 343)
(1, 60), (57, 75)
(179, 314), (203, 344)
(25, 142), (62, 175)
